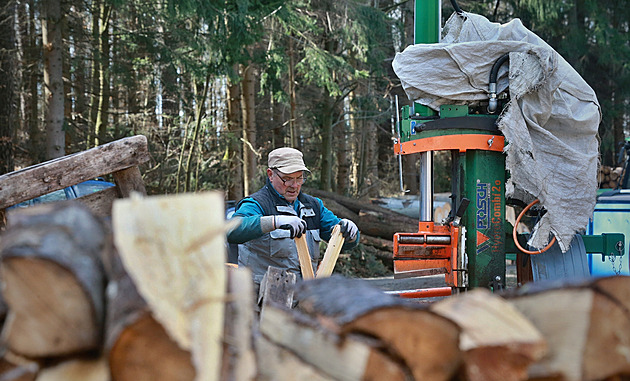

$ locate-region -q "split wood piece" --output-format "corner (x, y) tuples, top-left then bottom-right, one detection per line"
(259, 304), (410, 381)
(504, 276), (630, 381)
(35, 357), (108, 381)
(258, 266), (296, 309)
(254, 335), (335, 381)
(430, 289), (547, 381)
(316, 224), (345, 278)
(0, 203), (106, 357)
(221, 267), (257, 381)
(295, 276), (461, 381)
(113, 192), (227, 381)
(0, 351), (39, 381)
(0, 135), (149, 210)
(294, 235), (315, 280)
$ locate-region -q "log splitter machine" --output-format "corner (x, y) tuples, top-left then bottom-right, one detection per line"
(390, 0), (625, 296)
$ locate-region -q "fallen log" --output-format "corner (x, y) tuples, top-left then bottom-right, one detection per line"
(430, 289), (547, 381)
(0, 203), (106, 358)
(504, 276), (630, 381)
(295, 275), (461, 381)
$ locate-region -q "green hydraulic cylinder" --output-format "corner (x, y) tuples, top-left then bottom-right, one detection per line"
(413, 0), (440, 119)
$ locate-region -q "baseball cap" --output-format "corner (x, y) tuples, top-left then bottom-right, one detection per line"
(268, 147), (310, 174)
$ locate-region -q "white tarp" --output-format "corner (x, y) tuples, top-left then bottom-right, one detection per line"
(392, 12), (600, 252)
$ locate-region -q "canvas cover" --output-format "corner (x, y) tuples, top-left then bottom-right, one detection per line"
(392, 12), (600, 252)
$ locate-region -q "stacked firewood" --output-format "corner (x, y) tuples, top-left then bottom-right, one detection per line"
(1, 196), (630, 380)
(599, 166), (623, 189)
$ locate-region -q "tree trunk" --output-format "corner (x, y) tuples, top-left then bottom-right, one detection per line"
(241, 64), (257, 195)
(319, 93), (334, 191)
(42, 0), (65, 159)
(227, 66), (244, 200)
(0, 204), (106, 357)
(26, 0), (43, 164)
(0, 0), (16, 174)
(185, 75), (211, 192)
(94, 2), (111, 147)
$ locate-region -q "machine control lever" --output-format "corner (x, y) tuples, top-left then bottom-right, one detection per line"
(452, 198), (470, 226)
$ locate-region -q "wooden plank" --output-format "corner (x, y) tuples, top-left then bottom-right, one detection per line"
(316, 224), (344, 278)
(0, 135), (149, 209)
(294, 235), (314, 280)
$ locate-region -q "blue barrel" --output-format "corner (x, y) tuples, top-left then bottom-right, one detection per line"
(587, 190), (630, 276)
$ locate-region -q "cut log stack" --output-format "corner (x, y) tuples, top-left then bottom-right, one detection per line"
(598, 166), (623, 189)
(1, 194), (630, 380)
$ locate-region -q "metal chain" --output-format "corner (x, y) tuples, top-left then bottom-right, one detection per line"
(610, 253), (623, 275)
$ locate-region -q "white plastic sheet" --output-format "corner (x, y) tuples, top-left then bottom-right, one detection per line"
(392, 13), (600, 252)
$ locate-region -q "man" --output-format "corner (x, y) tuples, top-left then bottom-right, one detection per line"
(227, 147), (360, 286)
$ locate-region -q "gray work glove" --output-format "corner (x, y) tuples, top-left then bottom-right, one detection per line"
(338, 219), (358, 240)
(274, 215), (307, 239)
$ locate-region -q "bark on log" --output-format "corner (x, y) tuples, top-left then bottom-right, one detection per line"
(259, 304), (411, 381)
(0, 203), (106, 357)
(503, 276), (630, 381)
(295, 276), (461, 381)
(430, 289), (547, 381)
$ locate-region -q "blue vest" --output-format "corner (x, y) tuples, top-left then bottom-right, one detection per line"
(237, 183), (322, 284)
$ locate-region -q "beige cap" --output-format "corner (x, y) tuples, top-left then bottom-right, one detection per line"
(268, 147), (310, 174)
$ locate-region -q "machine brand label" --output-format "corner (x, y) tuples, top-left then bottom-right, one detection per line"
(476, 182), (490, 230)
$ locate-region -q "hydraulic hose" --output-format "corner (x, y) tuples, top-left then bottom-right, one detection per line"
(450, 0), (464, 15)
(488, 53), (510, 113)
(512, 199), (556, 255)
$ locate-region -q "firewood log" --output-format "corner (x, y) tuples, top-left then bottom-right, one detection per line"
(221, 267), (257, 381)
(259, 303), (411, 380)
(0, 351), (39, 381)
(503, 276), (630, 381)
(0, 203), (106, 357)
(295, 275), (461, 381)
(254, 335), (334, 381)
(35, 357), (108, 381)
(113, 192), (228, 381)
(430, 289), (547, 381)
(103, 237), (195, 381)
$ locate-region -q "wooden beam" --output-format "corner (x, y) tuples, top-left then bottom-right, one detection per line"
(0, 135), (149, 209)
(294, 235), (314, 280)
(316, 225), (345, 278)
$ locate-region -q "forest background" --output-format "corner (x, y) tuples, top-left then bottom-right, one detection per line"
(0, 0), (628, 203)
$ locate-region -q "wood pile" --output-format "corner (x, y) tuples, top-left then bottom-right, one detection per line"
(1, 193), (630, 380)
(598, 166), (624, 189)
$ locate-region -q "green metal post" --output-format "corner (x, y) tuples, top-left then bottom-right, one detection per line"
(414, 0), (439, 118)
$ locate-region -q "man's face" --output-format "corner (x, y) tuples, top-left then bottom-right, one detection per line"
(268, 168), (305, 202)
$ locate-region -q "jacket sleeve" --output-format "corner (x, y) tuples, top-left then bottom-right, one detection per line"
(226, 199), (275, 244)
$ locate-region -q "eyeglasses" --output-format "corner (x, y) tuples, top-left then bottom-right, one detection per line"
(273, 169), (307, 187)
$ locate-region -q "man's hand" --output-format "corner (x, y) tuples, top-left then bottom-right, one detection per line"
(274, 215), (307, 238)
(338, 219), (358, 240)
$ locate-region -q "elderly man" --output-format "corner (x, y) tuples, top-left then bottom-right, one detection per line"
(227, 147), (360, 285)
